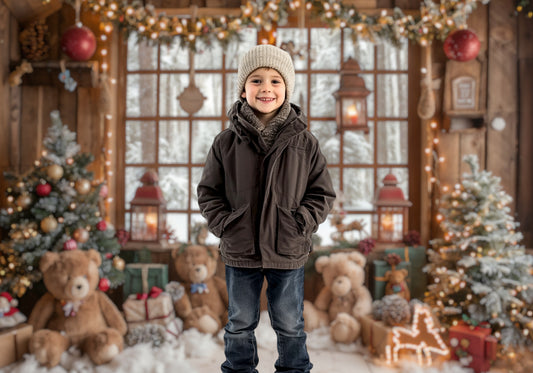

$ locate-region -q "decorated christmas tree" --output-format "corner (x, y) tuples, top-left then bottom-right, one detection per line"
(0, 111), (124, 297)
(425, 155), (533, 350)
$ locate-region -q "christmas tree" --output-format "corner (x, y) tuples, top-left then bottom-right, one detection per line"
(425, 155), (533, 349)
(0, 111), (124, 297)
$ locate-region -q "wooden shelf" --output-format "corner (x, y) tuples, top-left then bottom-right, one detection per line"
(12, 60), (99, 88)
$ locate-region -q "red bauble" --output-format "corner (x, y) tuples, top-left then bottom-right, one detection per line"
(98, 278), (110, 292)
(63, 239), (77, 251)
(60, 24), (97, 62)
(36, 183), (52, 197)
(96, 220), (107, 231)
(443, 29), (481, 62)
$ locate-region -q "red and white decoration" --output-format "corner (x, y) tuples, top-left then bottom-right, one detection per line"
(443, 29), (481, 62)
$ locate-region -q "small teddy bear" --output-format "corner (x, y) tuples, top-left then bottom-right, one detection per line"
(171, 244), (228, 335)
(384, 267), (410, 301)
(0, 291), (27, 329)
(28, 249), (127, 368)
(303, 251), (372, 344)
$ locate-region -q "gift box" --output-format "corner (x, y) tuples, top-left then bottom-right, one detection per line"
(448, 322), (498, 373)
(384, 246), (427, 299)
(360, 314), (394, 358)
(123, 287), (176, 327)
(0, 323), (32, 368)
(123, 263), (169, 300)
(372, 260), (411, 300)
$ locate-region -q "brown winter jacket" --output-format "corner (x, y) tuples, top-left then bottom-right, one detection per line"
(197, 100), (336, 269)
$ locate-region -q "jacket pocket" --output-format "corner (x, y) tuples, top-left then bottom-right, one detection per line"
(221, 204), (254, 254)
(276, 205), (306, 256)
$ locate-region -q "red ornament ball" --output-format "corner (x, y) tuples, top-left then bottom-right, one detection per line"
(443, 29), (481, 62)
(96, 220), (107, 231)
(36, 183), (52, 197)
(63, 238), (77, 251)
(60, 24), (97, 62)
(98, 278), (110, 292)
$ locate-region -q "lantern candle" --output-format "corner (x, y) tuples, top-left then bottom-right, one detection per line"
(347, 104), (359, 124)
(382, 213), (394, 232)
(145, 213), (158, 238)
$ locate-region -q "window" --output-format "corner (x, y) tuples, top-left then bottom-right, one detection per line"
(122, 25), (409, 246)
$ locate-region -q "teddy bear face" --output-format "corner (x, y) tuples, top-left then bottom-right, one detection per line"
(40, 250), (101, 302)
(173, 245), (218, 283)
(385, 269), (408, 285)
(316, 251), (366, 297)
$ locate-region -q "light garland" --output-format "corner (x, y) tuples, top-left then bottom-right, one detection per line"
(64, 0), (492, 50)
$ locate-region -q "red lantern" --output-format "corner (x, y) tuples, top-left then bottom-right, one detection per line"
(60, 24), (97, 62)
(98, 278), (110, 292)
(36, 183), (52, 197)
(443, 29), (481, 62)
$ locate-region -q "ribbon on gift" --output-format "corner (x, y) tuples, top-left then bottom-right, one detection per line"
(136, 286), (163, 300)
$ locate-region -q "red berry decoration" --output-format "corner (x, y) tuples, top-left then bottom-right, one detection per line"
(63, 238), (77, 251)
(98, 278), (110, 292)
(36, 183), (52, 197)
(443, 29), (481, 62)
(96, 220), (107, 231)
(60, 24), (97, 61)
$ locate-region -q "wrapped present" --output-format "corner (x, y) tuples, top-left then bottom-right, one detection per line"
(372, 260), (411, 300)
(123, 263), (168, 300)
(0, 323), (32, 368)
(384, 246), (427, 299)
(449, 322), (498, 373)
(123, 287), (176, 327)
(360, 314), (394, 358)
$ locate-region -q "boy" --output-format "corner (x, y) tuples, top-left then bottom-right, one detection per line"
(197, 44), (336, 373)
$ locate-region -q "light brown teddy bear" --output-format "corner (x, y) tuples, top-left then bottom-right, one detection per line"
(384, 267), (410, 301)
(28, 249), (127, 368)
(171, 244), (228, 335)
(303, 251), (372, 344)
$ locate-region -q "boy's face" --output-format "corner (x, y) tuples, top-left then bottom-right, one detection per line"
(241, 68), (286, 123)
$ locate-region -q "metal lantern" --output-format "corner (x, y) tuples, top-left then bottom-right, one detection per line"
(129, 170), (167, 244)
(374, 173), (412, 243)
(333, 57), (371, 133)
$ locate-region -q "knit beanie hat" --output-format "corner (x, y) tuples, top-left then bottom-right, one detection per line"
(237, 44), (295, 103)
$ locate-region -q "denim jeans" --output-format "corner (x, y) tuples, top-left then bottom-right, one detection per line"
(221, 266), (312, 373)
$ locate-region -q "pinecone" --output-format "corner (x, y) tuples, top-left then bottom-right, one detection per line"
(19, 20), (50, 61)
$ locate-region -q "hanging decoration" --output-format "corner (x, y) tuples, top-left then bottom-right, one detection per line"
(60, 0), (97, 61)
(417, 46), (436, 120)
(443, 28), (481, 62)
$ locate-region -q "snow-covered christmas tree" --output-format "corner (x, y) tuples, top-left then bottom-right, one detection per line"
(425, 154), (533, 350)
(0, 111), (124, 297)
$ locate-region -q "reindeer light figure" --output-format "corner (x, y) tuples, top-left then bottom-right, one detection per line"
(385, 304), (449, 366)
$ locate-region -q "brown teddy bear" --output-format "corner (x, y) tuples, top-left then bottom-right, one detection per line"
(28, 249), (127, 368)
(303, 251), (372, 344)
(384, 267), (410, 301)
(171, 244), (228, 335)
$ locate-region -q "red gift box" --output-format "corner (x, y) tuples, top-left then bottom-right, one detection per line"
(448, 322), (498, 373)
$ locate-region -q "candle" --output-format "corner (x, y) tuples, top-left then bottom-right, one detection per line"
(145, 213), (158, 238)
(347, 104), (358, 124)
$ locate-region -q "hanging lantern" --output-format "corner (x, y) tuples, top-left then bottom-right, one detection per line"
(333, 57), (371, 133)
(374, 173), (412, 243)
(129, 170), (167, 245)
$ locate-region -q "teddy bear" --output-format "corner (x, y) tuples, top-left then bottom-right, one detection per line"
(384, 267), (410, 301)
(28, 249), (127, 368)
(303, 251), (372, 344)
(171, 244), (228, 335)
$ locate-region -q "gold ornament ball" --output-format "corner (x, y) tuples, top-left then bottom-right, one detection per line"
(47, 164), (64, 181)
(112, 256), (125, 271)
(73, 227), (90, 243)
(40, 216), (58, 233)
(75, 179), (91, 195)
(16, 194), (32, 208)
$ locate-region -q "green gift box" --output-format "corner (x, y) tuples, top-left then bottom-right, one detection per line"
(384, 246), (427, 299)
(123, 263), (169, 300)
(372, 260), (411, 301)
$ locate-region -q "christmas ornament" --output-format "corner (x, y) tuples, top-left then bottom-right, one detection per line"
(443, 29), (481, 62)
(178, 50), (206, 115)
(63, 238), (77, 251)
(0, 291), (27, 328)
(73, 227), (89, 243)
(16, 194), (32, 208)
(113, 256), (125, 271)
(46, 164), (64, 181)
(40, 216), (58, 233)
(60, 24), (97, 62)
(99, 184), (109, 198)
(36, 182), (52, 197)
(75, 179), (91, 194)
(99, 278), (110, 292)
(96, 220), (107, 231)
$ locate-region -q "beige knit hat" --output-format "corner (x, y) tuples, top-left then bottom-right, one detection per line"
(237, 44), (295, 102)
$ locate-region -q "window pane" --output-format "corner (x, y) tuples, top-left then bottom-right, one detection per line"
(277, 28), (308, 71)
(159, 120), (189, 163)
(293, 73), (308, 109)
(159, 167), (189, 209)
(377, 167), (409, 198)
(160, 42), (188, 70)
(125, 167), (148, 209)
(159, 73), (189, 117)
(195, 74), (222, 116)
(376, 41), (408, 70)
(310, 121), (339, 164)
(125, 121), (156, 164)
(191, 167), (204, 212)
(343, 168), (374, 210)
(377, 74), (408, 117)
(166, 213), (188, 243)
(360, 74), (374, 118)
(311, 28), (340, 70)
(343, 122), (374, 165)
(192, 121), (221, 163)
(195, 43), (222, 69)
(310, 74), (338, 117)
(328, 167), (340, 192)
(343, 36), (374, 70)
(191, 213), (219, 245)
(126, 74), (158, 117)
(127, 35), (157, 71)
(226, 73), (238, 111)
(225, 29), (257, 69)
(377, 121), (408, 164)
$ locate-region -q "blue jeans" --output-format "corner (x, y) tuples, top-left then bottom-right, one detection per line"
(221, 266), (312, 373)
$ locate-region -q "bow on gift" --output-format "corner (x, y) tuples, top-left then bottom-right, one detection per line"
(136, 286), (163, 300)
(191, 283), (209, 294)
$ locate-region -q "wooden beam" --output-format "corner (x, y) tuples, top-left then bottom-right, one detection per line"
(2, 0), (61, 25)
(14, 61), (99, 88)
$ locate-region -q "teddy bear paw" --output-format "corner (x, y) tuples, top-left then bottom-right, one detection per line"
(197, 314), (221, 335)
(330, 312), (360, 344)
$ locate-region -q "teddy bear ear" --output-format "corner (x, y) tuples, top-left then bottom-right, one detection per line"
(347, 251), (366, 267)
(86, 249), (102, 266)
(384, 270), (392, 280)
(40, 251), (60, 272)
(314, 256), (330, 273)
(207, 245), (219, 259)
